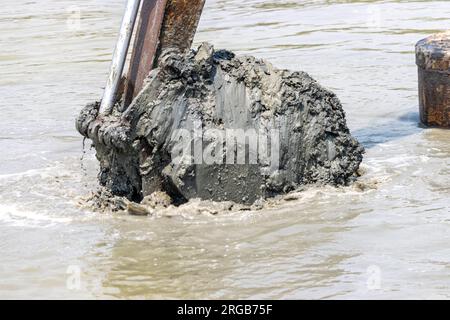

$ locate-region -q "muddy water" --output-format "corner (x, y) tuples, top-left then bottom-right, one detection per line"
(0, 0), (449, 299)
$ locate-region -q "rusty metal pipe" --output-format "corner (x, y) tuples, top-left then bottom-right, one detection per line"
(99, 0), (142, 115)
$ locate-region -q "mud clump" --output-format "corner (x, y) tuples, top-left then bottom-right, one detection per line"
(77, 43), (364, 205)
(77, 188), (128, 213)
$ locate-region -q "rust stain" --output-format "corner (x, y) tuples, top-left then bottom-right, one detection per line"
(157, 0), (206, 56)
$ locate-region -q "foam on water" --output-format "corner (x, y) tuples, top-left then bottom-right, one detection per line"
(0, 203), (72, 228)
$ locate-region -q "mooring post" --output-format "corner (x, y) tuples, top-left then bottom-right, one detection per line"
(123, 0), (206, 109)
(416, 32), (450, 128)
(99, 0), (141, 115)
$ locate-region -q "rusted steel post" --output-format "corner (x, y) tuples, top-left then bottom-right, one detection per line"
(416, 32), (450, 128)
(99, 0), (141, 115)
(123, 0), (206, 108)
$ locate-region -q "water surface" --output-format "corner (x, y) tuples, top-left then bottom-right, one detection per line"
(0, 0), (449, 299)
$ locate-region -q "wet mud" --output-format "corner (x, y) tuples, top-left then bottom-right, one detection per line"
(77, 43), (364, 205)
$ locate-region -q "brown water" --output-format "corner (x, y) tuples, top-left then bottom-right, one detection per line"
(0, 0), (449, 299)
